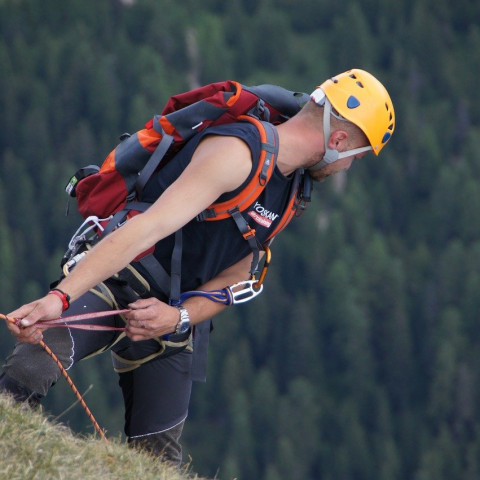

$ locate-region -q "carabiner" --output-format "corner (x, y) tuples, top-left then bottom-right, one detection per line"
(63, 250), (88, 276)
(67, 215), (110, 251)
(228, 280), (264, 304)
(253, 246), (271, 289)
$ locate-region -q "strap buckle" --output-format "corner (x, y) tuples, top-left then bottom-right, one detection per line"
(242, 227), (256, 240)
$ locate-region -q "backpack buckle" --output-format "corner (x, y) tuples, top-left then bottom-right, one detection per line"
(242, 227), (256, 240)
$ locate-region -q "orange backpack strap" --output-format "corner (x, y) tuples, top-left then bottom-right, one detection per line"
(195, 115), (279, 277)
(264, 169), (312, 243)
(197, 115), (279, 221)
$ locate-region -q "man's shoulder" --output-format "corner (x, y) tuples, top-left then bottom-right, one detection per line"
(203, 121), (261, 140)
(199, 121), (262, 159)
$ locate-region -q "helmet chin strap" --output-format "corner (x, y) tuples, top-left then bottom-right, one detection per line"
(308, 89), (371, 172)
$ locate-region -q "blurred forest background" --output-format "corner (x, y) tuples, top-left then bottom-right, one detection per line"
(1, 0), (480, 479)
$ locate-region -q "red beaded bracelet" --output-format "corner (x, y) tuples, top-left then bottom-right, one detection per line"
(48, 288), (71, 312)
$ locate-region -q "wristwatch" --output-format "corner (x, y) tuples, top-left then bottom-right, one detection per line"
(174, 305), (191, 334)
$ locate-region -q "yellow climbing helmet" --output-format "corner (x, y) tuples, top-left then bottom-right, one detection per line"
(319, 68), (395, 155)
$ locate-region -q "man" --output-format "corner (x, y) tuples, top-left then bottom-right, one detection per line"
(0, 69), (395, 465)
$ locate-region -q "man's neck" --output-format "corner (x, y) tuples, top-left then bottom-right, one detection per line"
(275, 118), (325, 176)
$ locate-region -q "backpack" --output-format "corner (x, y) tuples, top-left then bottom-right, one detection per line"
(64, 80), (312, 303)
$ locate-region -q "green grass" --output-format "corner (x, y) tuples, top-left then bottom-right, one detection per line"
(0, 394), (210, 480)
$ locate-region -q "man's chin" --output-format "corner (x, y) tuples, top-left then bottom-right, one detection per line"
(308, 169), (331, 182)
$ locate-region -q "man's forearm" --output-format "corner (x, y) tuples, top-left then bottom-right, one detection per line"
(181, 253), (254, 326)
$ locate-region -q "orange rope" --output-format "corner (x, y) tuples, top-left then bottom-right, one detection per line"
(39, 339), (107, 441)
(1, 313), (107, 441)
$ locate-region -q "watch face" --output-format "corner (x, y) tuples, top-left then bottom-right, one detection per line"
(179, 321), (190, 334)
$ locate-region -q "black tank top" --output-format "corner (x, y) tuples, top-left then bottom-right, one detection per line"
(139, 121), (297, 296)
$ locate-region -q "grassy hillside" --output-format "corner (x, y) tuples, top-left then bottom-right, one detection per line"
(0, 394), (210, 480)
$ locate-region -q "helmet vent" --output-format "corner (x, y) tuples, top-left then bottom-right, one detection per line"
(382, 132), (392, 143)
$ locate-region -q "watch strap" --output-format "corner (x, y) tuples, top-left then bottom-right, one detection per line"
(174, 305), (190, 334)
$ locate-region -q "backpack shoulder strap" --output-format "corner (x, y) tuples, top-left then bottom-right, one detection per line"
(265, 170), (313, 244)
(197, 115), (279, 222)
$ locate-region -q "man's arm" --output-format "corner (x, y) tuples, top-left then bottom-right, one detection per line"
(125, 253), (257, 341)
(6, 134), (253, 340)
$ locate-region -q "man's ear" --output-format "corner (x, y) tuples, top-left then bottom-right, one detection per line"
(327, 130), (348, 150)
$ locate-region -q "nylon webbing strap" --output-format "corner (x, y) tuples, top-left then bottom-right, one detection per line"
(169, 229), (183, 303)
(102, 201), (152, 237)
(137, 254), (172, 299)
(136, 229), (183, 302)
(10, 310), (131, 331)
(135, 132), (174, 197)
(115, 264), (150, 298)
(100, 208), (182, 304)
(259, 122), (279, 183)
(229, 207), (260, 276)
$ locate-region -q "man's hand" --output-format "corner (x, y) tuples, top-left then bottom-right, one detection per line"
(3, 294), (64, 344)
(125, 298), (180, 341)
